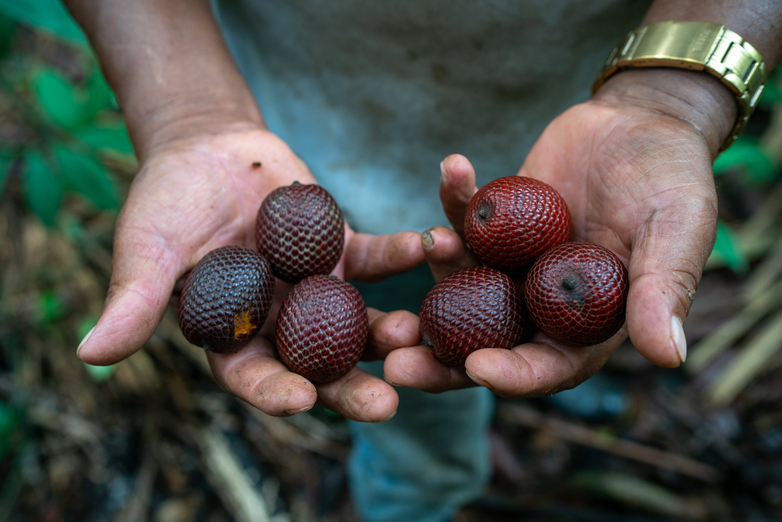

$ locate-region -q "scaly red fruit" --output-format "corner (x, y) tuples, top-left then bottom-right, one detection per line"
(419, 266), (525, 368)
(464, 176), (571, 273)
(256, 182), (345, 283)
(524, 242), (628, 347)
(179, 245), (275, 354)
(276, 275), (368, 383)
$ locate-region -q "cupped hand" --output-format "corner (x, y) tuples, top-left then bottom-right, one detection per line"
(386, 71), (725, 398)
(76, 124), (424, 421)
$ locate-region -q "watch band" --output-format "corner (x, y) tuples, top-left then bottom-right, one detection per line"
(592, 21), (767, 152)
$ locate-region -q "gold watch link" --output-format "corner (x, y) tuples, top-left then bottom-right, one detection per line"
(593, 21), (767, 152)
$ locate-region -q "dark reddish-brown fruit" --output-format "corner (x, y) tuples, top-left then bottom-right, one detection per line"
(179, 245), (275, 354)
(276, 275), (368, 383)
(419, 266), (525, 368)
(524, 242), (628, 347)
(464, 176), (571, 273)
(256, 182), (345, 283)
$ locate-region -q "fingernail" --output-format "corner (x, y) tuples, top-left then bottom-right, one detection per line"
(421, 228), (435, 250)
(439, 161), (447, 184)
(283, 405), (313, 416)
(379, 410), (397, 422)
(671, 316), (687, 363)
(383, 374), (400, 387)
(77, 326), (96, 359)
(466, 371), (494, 391)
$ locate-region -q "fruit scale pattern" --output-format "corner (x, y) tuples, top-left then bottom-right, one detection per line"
(420, 266), (525, 367)
(421, 174), (629, 367)
(276, 275), (368, 383)
(178, 245), (276, 354)
(256, 182), (345, 283)
(525, 242), (628, 347)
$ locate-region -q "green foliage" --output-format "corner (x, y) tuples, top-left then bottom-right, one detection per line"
(36, 288), (65, 322)
(711, 220), (750, 276)
(78, 317), (117, 382)
(74, 122), (134, 154)
(54, 144), (118, 209)
(0, 14), (132, 227)
(22, 150), (62, 227)
(0, 0), (86, 45)
(714, 136), (777, 184)
(0, 401), (18, 461)
(0, 12), (17, 58)
(758, 67), (782, 109)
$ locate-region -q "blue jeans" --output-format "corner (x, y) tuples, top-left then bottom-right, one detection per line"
(349, 266), (494, 522)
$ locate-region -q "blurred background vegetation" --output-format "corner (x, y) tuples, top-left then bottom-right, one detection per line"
(1, 1), (781, 521)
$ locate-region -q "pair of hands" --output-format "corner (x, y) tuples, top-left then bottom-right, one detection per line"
(76, 71), (722, 423)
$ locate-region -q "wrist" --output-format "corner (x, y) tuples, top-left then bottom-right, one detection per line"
(591, 68), (736, 158)
(125, 92), (266, 160)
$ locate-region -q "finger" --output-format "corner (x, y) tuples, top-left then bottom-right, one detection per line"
(439, 154), (478, 237)
(77, 226), (180, 366)
(207, 338), (318, 417)
(315, 367), (399, 422)
(464, 332), (623, 399)
(627, 180), (717, 368)
(365, 308), (421, 360)
(383, 346), (475, 393)
(421, 225), (478, 283)
(341, 230), (425, 282)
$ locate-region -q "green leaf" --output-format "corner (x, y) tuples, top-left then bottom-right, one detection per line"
(0, 401), (18, 461)
(84, 363), (116, 383)
(0, 12), (17, 58)
(77, 317), (97, 342)
(83, 68), (114, 115)
(21, 150), (62, 227)
(758, 80), (782, 109)
(37, 288), (65, 322)
(713, 137), (777, 184)
(0, 0), (86, 45)
(73, 122), (134, 154)
(32, 68), (92, 130)
(710, 220), (749, 276)
(53, 145), (118, 210)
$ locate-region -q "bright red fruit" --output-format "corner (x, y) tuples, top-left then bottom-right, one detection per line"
(276, 275), (368, 383)
(524, 242), (628, 347)
(464, 176), (571, 273)
(419, 266), (525, 368)
(256, 182), (345, 283)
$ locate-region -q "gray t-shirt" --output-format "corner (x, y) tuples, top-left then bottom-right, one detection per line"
(214, 0), (651, 235)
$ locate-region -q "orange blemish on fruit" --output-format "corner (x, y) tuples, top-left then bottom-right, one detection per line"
(233, 311), (257, 338)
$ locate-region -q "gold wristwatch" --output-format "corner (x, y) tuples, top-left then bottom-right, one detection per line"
(593, 21), (767, 152)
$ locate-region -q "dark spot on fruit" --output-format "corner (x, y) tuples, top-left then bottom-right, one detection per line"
(464, 176), (571, 273)
(561, 276), (577, 292)
(477, 200), (493, 221)
(524, 242), (628, 347)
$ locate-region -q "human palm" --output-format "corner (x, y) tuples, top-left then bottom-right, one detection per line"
(77, 126), (425, 421)
(385, 97), (718, 397)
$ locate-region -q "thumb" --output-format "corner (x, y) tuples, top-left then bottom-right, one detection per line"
(77, 231), (180, 366)
(626, 189), (717, 368)
(439, 154), (477, 238)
